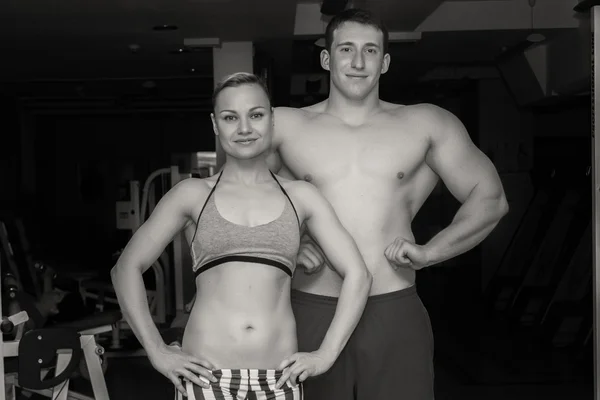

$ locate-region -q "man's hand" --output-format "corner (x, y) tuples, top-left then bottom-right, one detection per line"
(384, 237), (431, 271)
(275, 350), (334, 389)
(296, 234), (328, 274)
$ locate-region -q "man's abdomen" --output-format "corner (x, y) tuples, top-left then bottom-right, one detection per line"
(293, 189), (419, 296)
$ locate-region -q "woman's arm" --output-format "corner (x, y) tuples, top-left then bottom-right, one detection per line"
(110, 179), (215, 393)
(299, 183), (372, 361)
(277, 182), (372, 388)
(111, 180), (197, 356)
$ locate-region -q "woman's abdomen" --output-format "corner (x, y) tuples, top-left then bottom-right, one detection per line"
(181, 264), (297, 368)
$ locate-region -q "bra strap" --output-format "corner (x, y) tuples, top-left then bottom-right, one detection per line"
(191, 171), (224, 243)
(269, 171), (300, 227)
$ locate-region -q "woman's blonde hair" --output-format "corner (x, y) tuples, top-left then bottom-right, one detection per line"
(212, 72), (271, 111)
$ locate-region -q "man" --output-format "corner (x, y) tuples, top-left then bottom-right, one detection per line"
(270, 8), (509, 400)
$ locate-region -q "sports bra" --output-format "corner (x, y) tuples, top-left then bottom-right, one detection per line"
(190, 171), (301, 278)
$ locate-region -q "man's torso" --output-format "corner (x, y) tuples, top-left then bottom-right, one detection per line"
(273, 101), (441, 296)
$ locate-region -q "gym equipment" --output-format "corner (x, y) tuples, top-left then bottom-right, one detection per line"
(83, 168), (179, 327)
(509, 182), (589, 328)
(484, 170), (569, 315)
(579, 3), (600, 398)
(81, 152), (217, 352)
(2, 267), (121, 400)
(1, 219), (123, 399)
(113, 152), (216, 322)
(539, 222), (593, 348)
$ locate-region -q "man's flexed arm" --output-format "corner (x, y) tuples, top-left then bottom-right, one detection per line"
(403, 104), (508, 268)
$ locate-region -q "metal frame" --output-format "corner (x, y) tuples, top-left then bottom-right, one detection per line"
(1, 262), (5, 400)
(593, 6), (600, 400)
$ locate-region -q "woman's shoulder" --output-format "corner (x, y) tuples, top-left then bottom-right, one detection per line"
(170, 176), (216, 203)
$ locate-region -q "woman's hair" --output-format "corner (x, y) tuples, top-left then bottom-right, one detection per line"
(212, 72), (271, 111)
(325, 8), (389, 53)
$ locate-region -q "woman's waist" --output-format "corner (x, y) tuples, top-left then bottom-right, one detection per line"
(185, 304), (296, 343)
(182, 318), (297, 369)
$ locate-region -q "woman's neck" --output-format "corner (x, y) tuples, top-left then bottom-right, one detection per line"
(221, 157), (273, 185)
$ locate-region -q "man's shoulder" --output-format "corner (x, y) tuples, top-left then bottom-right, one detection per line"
(391, 102), (461, 138)
(406, 103), (470, 148)
(387, 102), (449, 121)
(273, 105), (324, 143)
(276, 177), (320, 199)
(274, 104), (323, 121)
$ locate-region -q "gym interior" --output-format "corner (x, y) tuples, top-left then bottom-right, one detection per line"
(0, 0), (595, 399)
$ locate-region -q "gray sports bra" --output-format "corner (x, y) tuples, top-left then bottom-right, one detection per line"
(190, 171), (301, 278)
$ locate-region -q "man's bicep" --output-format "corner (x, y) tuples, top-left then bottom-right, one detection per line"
(426, 112), (502, 203)
(266, 148), (297, 179)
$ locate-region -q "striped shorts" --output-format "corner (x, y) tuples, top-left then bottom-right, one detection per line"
(178, 369), (303, 400)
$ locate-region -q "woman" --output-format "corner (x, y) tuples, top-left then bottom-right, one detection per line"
(111, 72), (372, 399)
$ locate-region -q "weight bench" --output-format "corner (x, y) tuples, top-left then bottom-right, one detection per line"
(3, 309), (122, 400)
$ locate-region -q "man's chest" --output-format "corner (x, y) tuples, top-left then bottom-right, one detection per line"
(279, 121), (430, 183)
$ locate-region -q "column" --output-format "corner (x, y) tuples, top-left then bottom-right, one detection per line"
(213, 41), (254, 171)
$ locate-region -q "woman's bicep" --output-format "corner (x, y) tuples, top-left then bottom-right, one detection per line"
(115, 182), (197, 273)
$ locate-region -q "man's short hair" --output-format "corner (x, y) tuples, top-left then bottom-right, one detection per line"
(325, 8), (389, 53)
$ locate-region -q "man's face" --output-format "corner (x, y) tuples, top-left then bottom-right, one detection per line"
(321, 22), (390, 101)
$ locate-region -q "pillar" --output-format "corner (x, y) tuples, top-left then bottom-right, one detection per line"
(212, 41), (254, 171)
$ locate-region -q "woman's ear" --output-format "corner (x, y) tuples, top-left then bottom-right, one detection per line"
(210, 113), (218, 136)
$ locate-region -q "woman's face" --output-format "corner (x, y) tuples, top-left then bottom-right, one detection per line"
(211, 83), (274, 160)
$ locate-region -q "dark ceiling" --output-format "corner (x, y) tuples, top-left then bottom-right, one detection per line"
(0, 0), (583, 103)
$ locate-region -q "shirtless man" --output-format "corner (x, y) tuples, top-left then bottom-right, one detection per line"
(270, 8), (509, 400)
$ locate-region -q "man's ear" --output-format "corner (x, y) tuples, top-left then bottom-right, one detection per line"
(320, 49), (331, 71)
(381, 53), (391, 74)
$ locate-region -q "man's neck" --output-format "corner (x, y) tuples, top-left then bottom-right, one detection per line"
(324, 88), (383, 126)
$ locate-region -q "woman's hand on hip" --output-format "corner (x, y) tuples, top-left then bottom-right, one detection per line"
(149, 343), (217, 396)
(275, 350), (334, 389)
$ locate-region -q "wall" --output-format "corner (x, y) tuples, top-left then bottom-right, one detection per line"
(0, 97), (21, 210)
(477, 78), (535, 290)
(22, 111), (213, 263)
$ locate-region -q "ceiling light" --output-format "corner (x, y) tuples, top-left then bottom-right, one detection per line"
(527, 32), (546, 43)
(153, 25), (178, 31)
(169, 48), (190, 54)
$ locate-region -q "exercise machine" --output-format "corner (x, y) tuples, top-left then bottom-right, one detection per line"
(539, 222), (593, 348)
(574, 2), (600, 398)
(1, 246), (121, 400)
(509, 182), (589, 327)
(484, 170), (570, 315)
(80, 152), (217, 351)
(115, 152), (217, 322)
